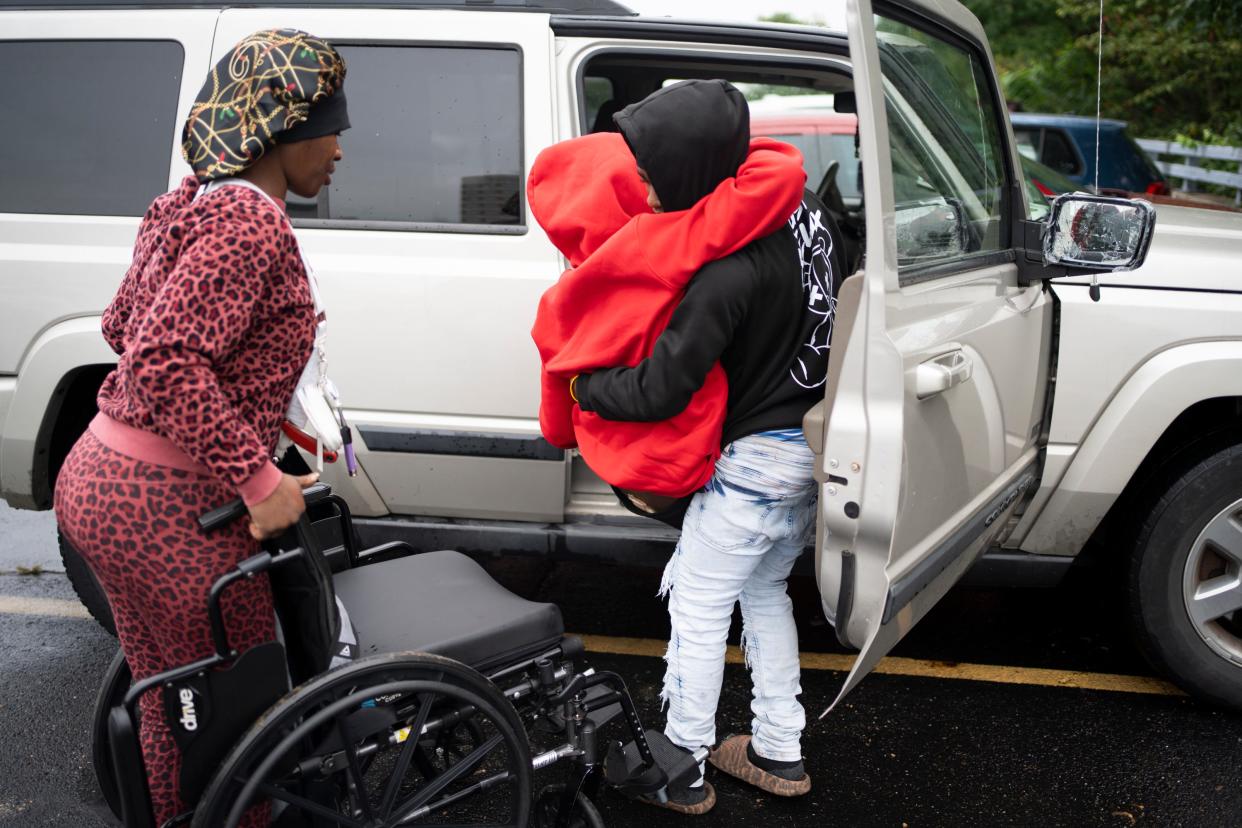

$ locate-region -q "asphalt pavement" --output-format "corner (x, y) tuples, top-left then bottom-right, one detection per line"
(0, 572), (116, 826)
(2, 501), (1241, 827)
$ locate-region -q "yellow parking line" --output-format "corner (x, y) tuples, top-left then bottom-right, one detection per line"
(0, 598), (1182, 697)
(0, 595), (90, 619)
(576, 633), (1184, 697)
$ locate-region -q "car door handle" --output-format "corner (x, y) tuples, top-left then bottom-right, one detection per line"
(915, 349), (973, 399)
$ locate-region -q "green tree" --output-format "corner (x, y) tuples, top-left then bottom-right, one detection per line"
(760, 3), (1242, 143)
(759, 12), (808, 26)
(962, 0), (1242, 143)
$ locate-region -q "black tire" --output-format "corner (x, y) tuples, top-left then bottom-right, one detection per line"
(1129, 443), (1242, 710)
(91, 648), (130, 820)
(532, 783), (605, 828)
(192, 651), (532, 828)
(59, 530), (116, 636)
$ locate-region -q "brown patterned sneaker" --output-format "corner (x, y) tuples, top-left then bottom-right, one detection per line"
(709, 735), (811, 797)
(638, 780), (717, 815)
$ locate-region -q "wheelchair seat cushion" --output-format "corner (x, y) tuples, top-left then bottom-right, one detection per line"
(332, 550), (563, 673)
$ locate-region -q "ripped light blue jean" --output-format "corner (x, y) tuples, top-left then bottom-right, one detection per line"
(660, 429), (817, 770)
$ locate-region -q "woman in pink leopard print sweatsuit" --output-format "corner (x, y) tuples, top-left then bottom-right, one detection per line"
(53, 30), (349, 826)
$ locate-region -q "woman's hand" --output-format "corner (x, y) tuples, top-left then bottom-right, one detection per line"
(247, 472), (319, 540)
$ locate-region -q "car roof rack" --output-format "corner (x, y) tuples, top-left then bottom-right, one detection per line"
(0, 0), (634, 13)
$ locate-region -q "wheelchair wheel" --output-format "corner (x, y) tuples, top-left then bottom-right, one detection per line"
(91, 647), (130, 820)
(192, 651), (532, 828)
(533, 783), (605, 828)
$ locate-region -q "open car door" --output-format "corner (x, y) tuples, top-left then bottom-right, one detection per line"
(808, 0), (1054, 709)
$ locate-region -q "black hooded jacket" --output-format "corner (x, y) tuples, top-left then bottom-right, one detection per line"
(576, 79), (844, 449)
(613, 79), (750, 212)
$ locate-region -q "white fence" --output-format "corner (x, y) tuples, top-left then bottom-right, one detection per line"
(1136, 138), (1242, 205)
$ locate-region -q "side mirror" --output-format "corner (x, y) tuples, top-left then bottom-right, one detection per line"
(896, 197), (969, 268)
(1043, 194), (1156, 272)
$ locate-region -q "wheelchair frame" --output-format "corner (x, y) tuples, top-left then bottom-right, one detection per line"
(96, 484), (702, 828)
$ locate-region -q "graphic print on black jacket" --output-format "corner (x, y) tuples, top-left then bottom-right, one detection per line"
(576, 187), (845, 448)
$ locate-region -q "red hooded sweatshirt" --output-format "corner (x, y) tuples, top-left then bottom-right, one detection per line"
(528, 132), (805, 496)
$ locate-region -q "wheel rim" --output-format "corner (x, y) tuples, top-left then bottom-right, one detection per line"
(197, 655), (531, 828)
(230, 680), (524, 828)
(1182, 497), (1242, 666)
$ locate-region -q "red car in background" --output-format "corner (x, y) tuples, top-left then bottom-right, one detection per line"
(752, 110), (1238, 219)
(750, 112), (862, 206)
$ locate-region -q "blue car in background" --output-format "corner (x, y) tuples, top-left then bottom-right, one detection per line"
(1010, 112), (1170, 195)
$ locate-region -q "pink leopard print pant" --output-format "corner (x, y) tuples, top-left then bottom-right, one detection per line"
(55, 430), (274, 827)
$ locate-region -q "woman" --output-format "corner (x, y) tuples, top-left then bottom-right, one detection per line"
(54, 29), (348, 826)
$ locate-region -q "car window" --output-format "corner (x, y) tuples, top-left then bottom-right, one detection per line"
(875, 18), (1009, 277)
(288, 45), (523, 228)
(1013, 127), (1040, 162)
(0, 40), (183, 216)
(583, 76), (615, 133)
(763, 131), (822, 180)
(819, 133), (862, 201)
(1024, 172), (1051, 221)
(1123, 132), (1164, 183)
(751, 130), (862, 203)
(1041, 129), (1082, 177)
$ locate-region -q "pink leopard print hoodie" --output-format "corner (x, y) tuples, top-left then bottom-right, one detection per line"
(95, 176), (316, 505)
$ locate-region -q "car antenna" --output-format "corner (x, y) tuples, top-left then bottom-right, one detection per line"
(1090, 0), (1105, 302)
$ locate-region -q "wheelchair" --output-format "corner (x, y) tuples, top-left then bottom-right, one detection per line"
(92, 483), (704, 827)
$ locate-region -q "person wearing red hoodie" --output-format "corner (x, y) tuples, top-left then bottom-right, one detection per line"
(568, 80), (846, 813)
(53, 30), (348, 826)
(529, 93), (806, 511)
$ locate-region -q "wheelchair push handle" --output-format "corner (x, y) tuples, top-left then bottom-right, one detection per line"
(198, 482), (334, 533)
(198, 498), (248, 533)
(197, 485), (333, 658)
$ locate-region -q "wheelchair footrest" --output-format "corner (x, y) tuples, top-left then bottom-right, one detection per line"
(605, 729), (701, 795)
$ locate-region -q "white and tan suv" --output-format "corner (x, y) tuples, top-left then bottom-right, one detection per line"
(2, 0), (1237, 710)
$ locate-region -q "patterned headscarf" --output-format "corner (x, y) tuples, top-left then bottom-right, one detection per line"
(182, 29), (347, 182)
